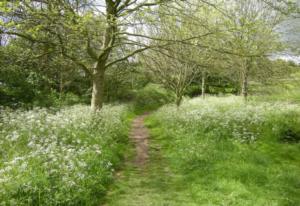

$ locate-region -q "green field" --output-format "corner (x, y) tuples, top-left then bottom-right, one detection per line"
(106, 96), (300, 206)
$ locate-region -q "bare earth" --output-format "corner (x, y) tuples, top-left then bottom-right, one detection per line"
(130, 114), (149, 166)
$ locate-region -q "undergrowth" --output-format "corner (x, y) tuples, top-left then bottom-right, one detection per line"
(0, 105), (131, 205)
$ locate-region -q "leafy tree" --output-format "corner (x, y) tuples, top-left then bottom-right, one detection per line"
(1, 0), (202, 111)
(219, 0), (283, 99)
(0, 0), (297, 109)
(142, 45), (198, 106)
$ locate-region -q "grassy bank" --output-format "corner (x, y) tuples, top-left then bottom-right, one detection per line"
(145, 96), (300, 205)
(0, 105), (131, 205)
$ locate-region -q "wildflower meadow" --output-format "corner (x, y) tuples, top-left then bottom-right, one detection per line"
(0, 105), (130, 205)
(144, 96), (300, 205)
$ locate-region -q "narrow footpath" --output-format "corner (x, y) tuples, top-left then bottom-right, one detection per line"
(104, 114), (192, 206)
(130, 114), (149, 166)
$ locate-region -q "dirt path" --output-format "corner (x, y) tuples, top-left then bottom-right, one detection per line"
(130, 114), (149, 166)
(104, 114), (189, 206)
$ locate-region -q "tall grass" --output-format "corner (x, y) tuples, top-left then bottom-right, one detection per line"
(147, 96), (300, 205)
(0, 105), (130, 205)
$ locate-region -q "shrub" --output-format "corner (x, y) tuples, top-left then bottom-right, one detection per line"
(133, 84), (174, 113)
(274, 113), (300, 143)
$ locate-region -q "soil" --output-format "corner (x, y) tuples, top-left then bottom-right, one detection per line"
(130, 114), (149, 166)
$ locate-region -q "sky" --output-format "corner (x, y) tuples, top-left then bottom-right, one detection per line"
(276, 15), (300, 64)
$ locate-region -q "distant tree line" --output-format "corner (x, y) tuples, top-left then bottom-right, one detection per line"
(0, 0), (299, 109)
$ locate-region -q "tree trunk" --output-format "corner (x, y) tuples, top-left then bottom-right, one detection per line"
(59, 72), (63, 100)
(241, 60), (249, 101)
(176, 96), (182, 107)
(90, 1), (116, 112)
(201, 71), (206, 99)
(175, 90), (183, 107)
(91, 68), (105, 112)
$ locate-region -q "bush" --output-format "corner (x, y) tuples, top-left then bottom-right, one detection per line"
(272, 112), (300, 143)
(132, 84), (174, 113)
(0, 105), (130, 205)
(184, 85), (202, 97)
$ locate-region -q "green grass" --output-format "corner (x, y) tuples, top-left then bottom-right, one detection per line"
(106, 96), (300, 206)
(105, 125), (199, 206)
(5, 96), (298, 205)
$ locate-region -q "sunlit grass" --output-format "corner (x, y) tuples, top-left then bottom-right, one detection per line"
(105, 96), (300, 205)
(135, 96), (300, 205)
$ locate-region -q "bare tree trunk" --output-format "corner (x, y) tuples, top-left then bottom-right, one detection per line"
(176, 95), (182, 107)
(90, 0), (116, 112)
(241, 60), (249, 101)
(59, 72), (63, 100)
(201, 71), (206, 99)
(175, 88), (183, 107)
(91, 68), (105, 112)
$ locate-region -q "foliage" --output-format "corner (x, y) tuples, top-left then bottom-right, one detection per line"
(141, 47), (198, 106)
(104, 63), (149, 103)
(1, 0), (178, 110)
(0, 105), (130, 205)
(0, 0), (298, 109)
(0, 40), (90, 108)
(132, 84), (174, 113)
